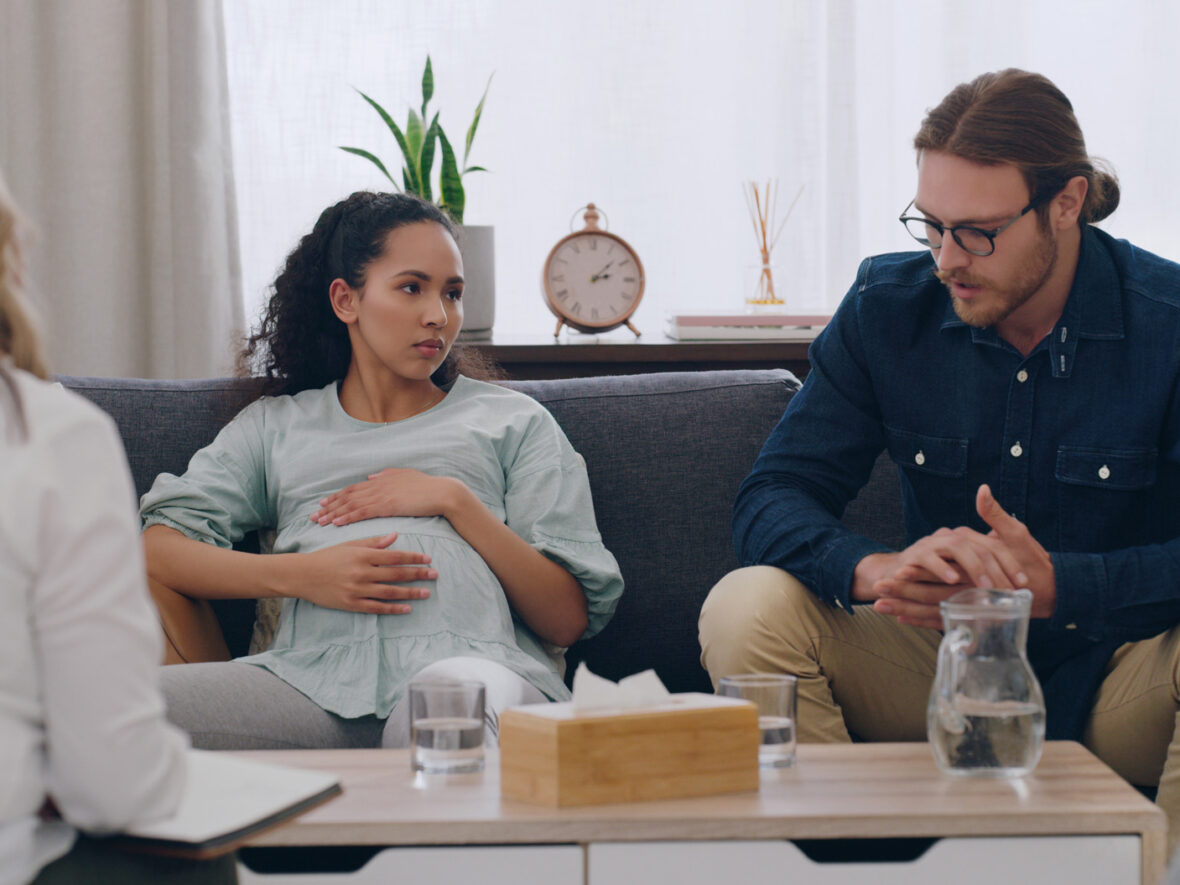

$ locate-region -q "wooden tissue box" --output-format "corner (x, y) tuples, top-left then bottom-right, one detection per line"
(499, 693), (759, 806)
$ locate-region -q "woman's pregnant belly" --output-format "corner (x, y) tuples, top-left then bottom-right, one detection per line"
(274, 516), (517, 644)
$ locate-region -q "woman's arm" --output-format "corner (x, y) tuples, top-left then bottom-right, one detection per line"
(143, 524), (438, 612)
(144, 525), (440, 664)
(441, 481), (588, 647)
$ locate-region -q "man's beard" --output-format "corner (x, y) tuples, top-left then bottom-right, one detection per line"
(936, 227), (1057, 328)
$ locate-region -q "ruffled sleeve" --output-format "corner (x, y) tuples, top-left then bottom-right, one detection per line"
(139, 399), (273, 547)
(502, 408), (624, 640)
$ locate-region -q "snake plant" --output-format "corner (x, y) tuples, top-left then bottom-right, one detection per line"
(340, 56), (492, 224)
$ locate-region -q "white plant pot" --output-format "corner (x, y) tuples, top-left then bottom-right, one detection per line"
(457, 224), (495, 340)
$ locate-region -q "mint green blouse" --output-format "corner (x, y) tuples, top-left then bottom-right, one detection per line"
(140, 377), (624, 718)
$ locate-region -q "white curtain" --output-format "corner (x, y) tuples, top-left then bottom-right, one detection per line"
(222, 0), (1180, 342)
(0, 0), (241, 378)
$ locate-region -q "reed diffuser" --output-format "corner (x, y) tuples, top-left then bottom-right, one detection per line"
(743, 180), (803, 312)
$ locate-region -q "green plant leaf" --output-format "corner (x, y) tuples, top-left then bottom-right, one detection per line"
(463, 72), (494, 168)
(419, 113), (440, 204)
(339, 146), (398, 188)
(421, 56), (434, 119)
(355, 89), (420, 195)
(438, 130), (465, 224)
(406, 109), (424, 183)
(463, 165), (488, 174)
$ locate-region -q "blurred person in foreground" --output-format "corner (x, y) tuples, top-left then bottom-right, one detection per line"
(0, 170), (236, 884)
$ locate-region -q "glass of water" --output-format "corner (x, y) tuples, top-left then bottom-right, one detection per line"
(718, 674), (797, 768)
(409, 680), (486, 774)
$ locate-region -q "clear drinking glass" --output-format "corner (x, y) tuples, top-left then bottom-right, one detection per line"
(409, 680), (486, 774)
(718, 674), (797, 768)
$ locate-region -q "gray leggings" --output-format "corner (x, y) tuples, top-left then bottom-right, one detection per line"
(160, 656), (548, 750)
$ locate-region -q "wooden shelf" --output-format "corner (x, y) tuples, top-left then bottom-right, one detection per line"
(463, 333), (812, 380)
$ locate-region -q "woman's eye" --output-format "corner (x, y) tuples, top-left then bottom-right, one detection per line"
(401, 282), (420, 294)
(447, 289), (463, 301)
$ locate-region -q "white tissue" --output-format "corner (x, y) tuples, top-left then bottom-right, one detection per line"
(570, 662), (672, 711)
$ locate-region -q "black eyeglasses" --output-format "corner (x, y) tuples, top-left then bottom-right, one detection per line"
(898, 197), (1043, 257)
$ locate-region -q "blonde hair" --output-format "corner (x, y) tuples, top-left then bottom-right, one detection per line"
(0, 170), (49, 379)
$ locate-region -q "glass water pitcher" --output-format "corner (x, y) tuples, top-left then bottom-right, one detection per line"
(927, 587), (1046, 777)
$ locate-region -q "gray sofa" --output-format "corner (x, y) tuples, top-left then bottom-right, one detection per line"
(61, 369), (904, 694)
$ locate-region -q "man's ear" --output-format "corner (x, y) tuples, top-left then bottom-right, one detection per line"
(328, 278), (358, 324)
(1051, 175), (1088, 230)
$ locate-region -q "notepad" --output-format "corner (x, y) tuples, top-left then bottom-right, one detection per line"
(117, 750), (341, 859)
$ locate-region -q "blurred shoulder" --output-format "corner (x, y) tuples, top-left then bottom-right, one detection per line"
(2, 366), (118, 447)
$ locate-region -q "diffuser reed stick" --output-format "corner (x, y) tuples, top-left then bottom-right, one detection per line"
(743, 180), (803, 308)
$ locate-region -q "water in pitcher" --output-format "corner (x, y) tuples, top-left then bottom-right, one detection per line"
(758, 715), (796, 768)
(411, 716), (485, 773)
(930, 697), (1045, 777)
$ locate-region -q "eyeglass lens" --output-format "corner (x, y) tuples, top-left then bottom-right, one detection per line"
(901, 217), (994, 255)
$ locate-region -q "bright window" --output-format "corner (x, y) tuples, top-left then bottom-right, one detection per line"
(224, 0), (1180, 339)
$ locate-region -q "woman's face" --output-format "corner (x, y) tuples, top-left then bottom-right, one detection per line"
(336, 221), (464, 383)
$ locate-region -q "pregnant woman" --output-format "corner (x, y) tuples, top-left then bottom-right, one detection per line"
(142, 191), (623, 750)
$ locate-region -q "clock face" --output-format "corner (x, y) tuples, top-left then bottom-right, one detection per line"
(543, 232), (643, 330)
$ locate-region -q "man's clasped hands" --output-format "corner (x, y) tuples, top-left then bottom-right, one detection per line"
(852, 484), (1056, 630)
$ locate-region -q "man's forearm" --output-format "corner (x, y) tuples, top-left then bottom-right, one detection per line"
(733, 478), (891, 609)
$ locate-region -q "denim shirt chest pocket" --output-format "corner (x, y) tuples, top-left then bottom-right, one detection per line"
(885, 426), (971, 529)
(1054, 445), (1157, 551)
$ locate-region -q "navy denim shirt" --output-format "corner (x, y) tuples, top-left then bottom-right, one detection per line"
(735, 226), (1180, 738)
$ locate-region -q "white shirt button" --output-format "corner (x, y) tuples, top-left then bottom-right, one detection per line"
(914, 451), (926, 466)
(1099, 465), (1111, 480)
(1017, 369), (1029, 383)
(1010, 443), (1023, 458)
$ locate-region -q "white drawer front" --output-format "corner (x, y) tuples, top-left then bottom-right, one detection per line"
(239, 844), (583, 885)
(589, 837), (1139, 885)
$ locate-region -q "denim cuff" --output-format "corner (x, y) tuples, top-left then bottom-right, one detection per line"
(1048, 551), (1107, 640)
(815, 534), (892, 612)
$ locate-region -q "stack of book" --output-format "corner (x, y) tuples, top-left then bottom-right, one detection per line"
(664, 313), (830, 341)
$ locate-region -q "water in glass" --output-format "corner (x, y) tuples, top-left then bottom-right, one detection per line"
(758, 714), (796, 768)
(411, 715), (485, 774)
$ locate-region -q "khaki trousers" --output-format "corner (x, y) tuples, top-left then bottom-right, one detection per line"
(699, 566), (1180, 855)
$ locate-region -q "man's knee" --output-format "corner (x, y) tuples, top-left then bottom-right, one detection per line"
(698, 566), (826, 686)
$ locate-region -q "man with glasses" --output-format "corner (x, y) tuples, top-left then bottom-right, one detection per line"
(700, 68), (1180, 851)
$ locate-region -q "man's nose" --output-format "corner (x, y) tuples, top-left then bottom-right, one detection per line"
(936, 235), (971, 273)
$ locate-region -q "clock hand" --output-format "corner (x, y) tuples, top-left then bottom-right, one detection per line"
(589, 260), (615, 283)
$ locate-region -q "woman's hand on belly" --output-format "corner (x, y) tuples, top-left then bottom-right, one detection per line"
(286, 532), (437, 614)
(311, 469), (465, 527)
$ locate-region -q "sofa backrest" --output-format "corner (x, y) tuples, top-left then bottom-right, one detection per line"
(61, 369), (904, 694)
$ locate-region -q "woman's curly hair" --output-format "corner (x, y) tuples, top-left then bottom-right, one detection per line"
(239, 191), (500, 397)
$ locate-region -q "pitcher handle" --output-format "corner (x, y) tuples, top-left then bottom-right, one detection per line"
(934, 626), (973, 734)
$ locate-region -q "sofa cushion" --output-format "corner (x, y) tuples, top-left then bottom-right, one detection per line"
(507, 371), (800, 691)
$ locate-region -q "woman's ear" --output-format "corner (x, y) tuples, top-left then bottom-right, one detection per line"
(328, 278), (358, 324)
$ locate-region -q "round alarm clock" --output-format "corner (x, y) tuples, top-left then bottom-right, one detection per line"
(542, 204), (644, 337)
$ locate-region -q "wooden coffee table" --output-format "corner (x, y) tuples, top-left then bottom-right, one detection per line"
(236, 741), (1166, 884)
